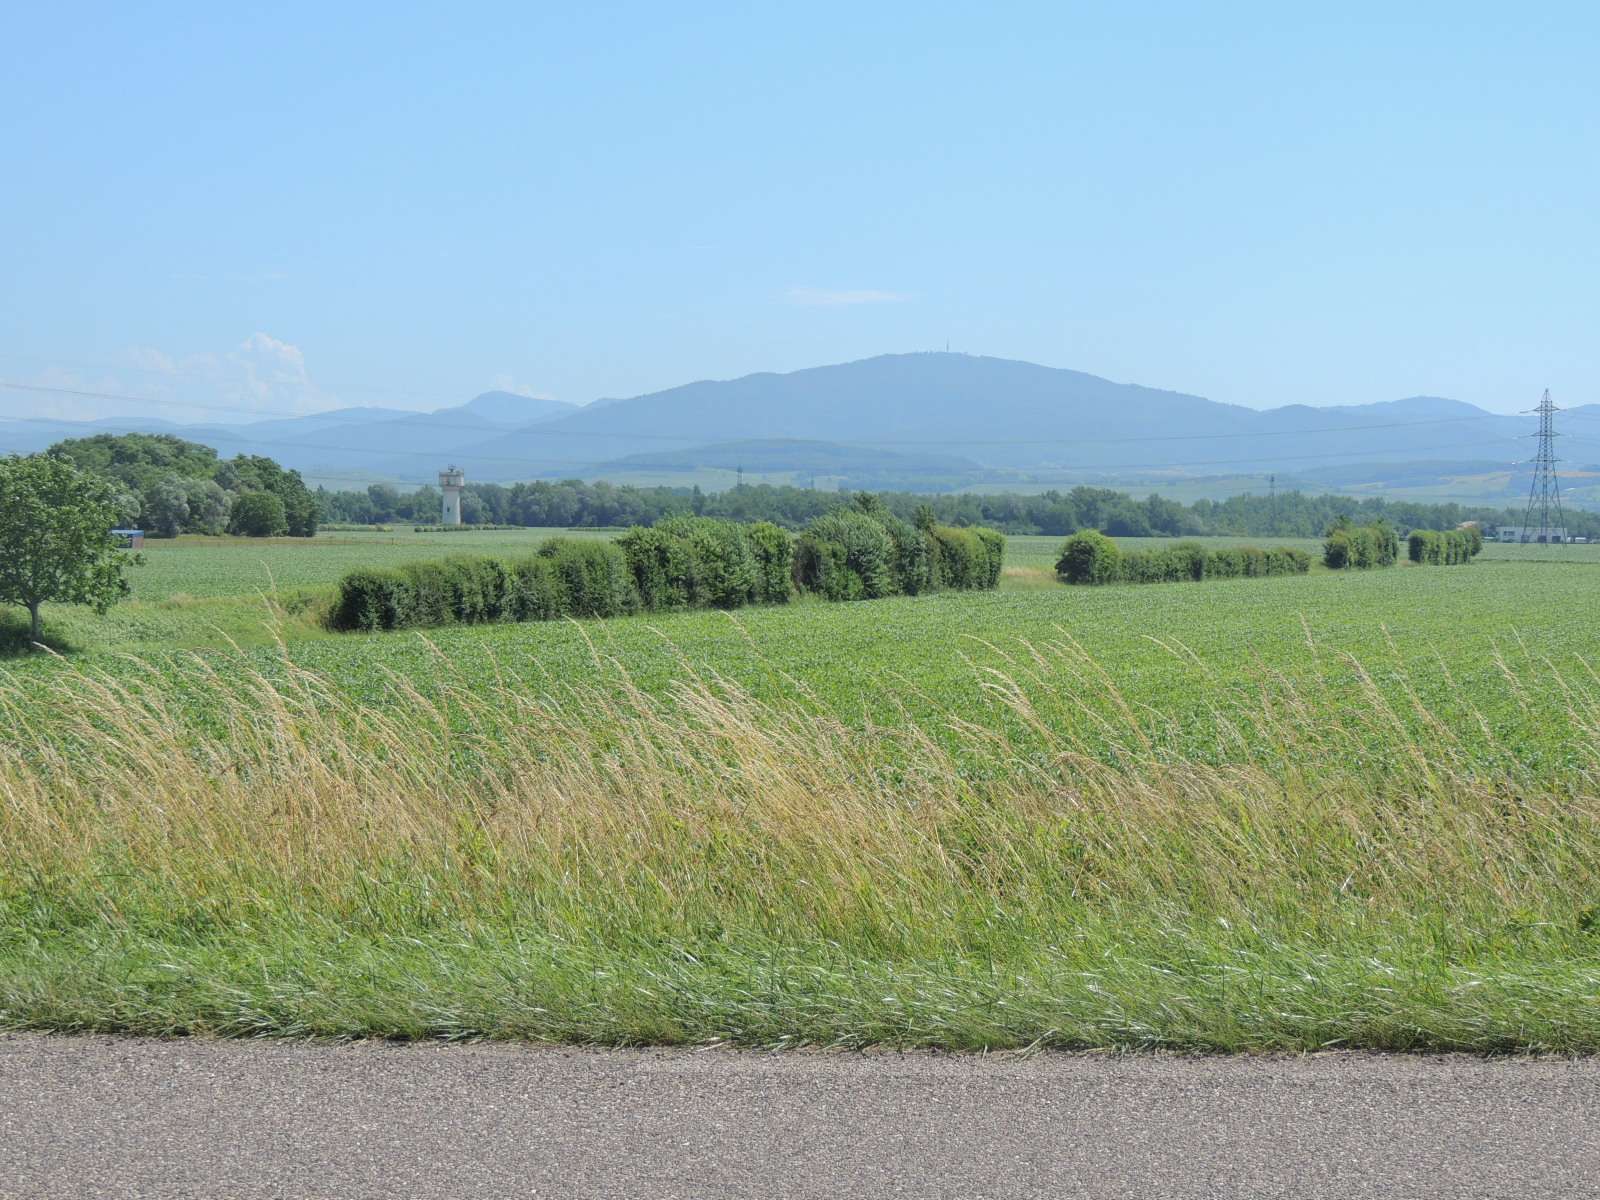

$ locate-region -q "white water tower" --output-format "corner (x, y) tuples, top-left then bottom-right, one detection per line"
(439, 465), (465, 525)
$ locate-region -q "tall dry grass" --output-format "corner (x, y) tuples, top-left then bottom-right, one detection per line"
(3, 627), (1600, 1048)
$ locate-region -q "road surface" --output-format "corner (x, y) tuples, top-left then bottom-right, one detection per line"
(2, 1034), (1598, 1198)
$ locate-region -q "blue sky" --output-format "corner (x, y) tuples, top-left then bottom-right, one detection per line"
(2, 1), (1597, 422)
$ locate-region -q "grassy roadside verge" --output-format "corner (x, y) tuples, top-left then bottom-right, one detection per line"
(4, 632), (1600, 1051)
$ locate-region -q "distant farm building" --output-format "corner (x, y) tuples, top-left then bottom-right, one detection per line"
(111, 529), (146, 548)
(1496, 526), (1570, 544)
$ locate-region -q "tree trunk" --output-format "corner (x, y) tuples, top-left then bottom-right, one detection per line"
(27, 602), (41, 648)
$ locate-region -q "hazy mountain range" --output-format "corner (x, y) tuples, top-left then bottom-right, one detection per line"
(2, 353), (1587, 495)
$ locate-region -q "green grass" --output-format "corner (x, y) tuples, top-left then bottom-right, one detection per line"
(23, 559), (1571, 768)
(6, 538), (1600, 1052)
(4, 587), (1600, 1052)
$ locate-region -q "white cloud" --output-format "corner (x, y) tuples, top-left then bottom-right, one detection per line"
(487, 374), (555, 400)
(0, 334), (341, 425)
(784, 287), (913, 307)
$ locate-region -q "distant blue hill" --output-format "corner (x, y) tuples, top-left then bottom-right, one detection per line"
(0, 354), (1569, 492)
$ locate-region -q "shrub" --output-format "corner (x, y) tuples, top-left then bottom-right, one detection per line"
(882, 511), (932, 596)
(327, 567), (412, 632)
(1409, 527), (1485, 567)
(392, 560), (464, 627)
(1055, 530), (1122, 585)
(329, 509), (988, 636)
(1409, 530), (1440, 565)
(1264, 547), (1311, 576)
(1325, 518), (1398, 570)
(413, 524), (521, 533)
(745, 521), (794, 604)
(328, 539), (636, 632)
(794, 511), (896, 601)
(972, 527), (1006, 589)
(440, 554), (508, 624)
(616, 525), (694, 612)
(793, 495), (1003, 601)
(619, 517), (793, 611)
(656, 516), (757, 610)
(1120, 539), (1209, 584)
(927, 526), (984, 590)
(505, 554), (568, 621)
(539, 537), (638, 618)
(1057, 535), (1309, 587)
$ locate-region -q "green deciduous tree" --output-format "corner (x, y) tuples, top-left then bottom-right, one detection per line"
(228, 491), (289, 537)
(0, 455), (141, 647)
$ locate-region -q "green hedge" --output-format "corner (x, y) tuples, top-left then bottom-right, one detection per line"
(1055, 530), (1123, 585)
(616, 516), (793, 611)
(1323, 519), (1400, 569)
(327, 539), (639, 632)
(793, 497), (1003, 601)
(1408, 526), (1485, 565)
(330, 505), (999, 633)
(1055, 533), (1311, 586)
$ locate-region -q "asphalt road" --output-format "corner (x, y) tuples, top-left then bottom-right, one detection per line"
(3, 1035), (1599, 1199)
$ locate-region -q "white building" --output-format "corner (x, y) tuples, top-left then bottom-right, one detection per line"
(1496, 525), (1569, 543)
(439, 466), (465, 526)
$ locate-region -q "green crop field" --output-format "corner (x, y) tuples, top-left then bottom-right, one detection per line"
(6, 533), (1600, 1053)
(58, 527), (1600, 613)
(11, 554), (1590, 766)
(126, 528), (614, 601)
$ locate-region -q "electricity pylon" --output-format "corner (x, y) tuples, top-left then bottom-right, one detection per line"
(1519, 389), (1566, 543)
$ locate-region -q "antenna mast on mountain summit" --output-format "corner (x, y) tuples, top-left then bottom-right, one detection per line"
(1519, 389), (1567, 543)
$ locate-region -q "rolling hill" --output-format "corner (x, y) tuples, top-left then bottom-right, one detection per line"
(3, 354), (1580, 496)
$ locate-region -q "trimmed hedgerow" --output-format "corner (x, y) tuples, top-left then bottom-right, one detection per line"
(615, 525), (694, 612)
(616, 517), (794, 612)
(327, 567), (409, 632)
(1055, 530), (1123, 585)
(329, 503), (994, 633)
(793, 494), (1003, 601)
(1408, 526), (1485, 566)
(1323, 518), (1400, 570)
(656, 516), (757, 610)
(506, 554), (568, 622)
(325, 554), (513, 632)
(744, 521), (795, 604)
(794, 511), (895, 601)
(539, 538), (638, 619)
(1054, 534), (1311, 586)
(327, 538), (637, 632)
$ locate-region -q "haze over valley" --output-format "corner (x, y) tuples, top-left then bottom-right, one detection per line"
(4, 353), (1586, 504)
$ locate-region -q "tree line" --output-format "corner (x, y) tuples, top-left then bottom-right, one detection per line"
(318, 477), (1591, 540)
(46, 433), (1587, 543)
(46, 433), (321, 537)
